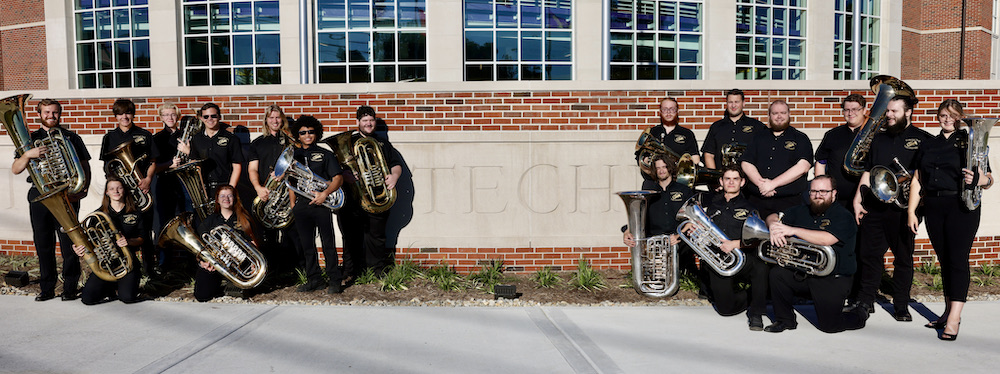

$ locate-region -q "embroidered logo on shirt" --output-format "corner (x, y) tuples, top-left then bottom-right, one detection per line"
(217, 137), (230, 146)
(132, 135), (146, 145)
(742, 125), (754, 133)
(784, 141), (796, 150)
(123, 214), (138, 225)
(670, 192), (684, 201)
(733, 209), (750, 220)
(310, 153), (323, 162)
(904, 138), (921, 150)
(674, 134), (686, 144)
(819, 219), (831, 230)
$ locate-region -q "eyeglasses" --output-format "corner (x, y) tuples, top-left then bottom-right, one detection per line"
(843, 108), (863, 114)
(217, 194), (234, 200)
(202, 114), (220, 119)
(298, 129), (316, 135)
(809, 189), (833, 196)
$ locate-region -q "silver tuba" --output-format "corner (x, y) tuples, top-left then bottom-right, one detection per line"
(158, 212), (268, 289)
(676, 197), (746, 277)
(719, 142), (747, 169)
(961, 118), (998, 210)
(274, 146), (344, 210)
(870, 157), (913, 209)
(1, 94), (87, 195)
(103, 140), (153, 212)
(174, 115), (202, 165)
(844, 75), (916, 176)
(252, 171), (293, 229)
(617, 191), (679, 297)
(742, 213), (837, 277)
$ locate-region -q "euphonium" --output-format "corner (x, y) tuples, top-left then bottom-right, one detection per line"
(325, 131), (396, 213)
(273, 146), (344, 210)
(844, 75), (916, 176)
(961, 118), (998, 210)
(103, 140), (153, 212)
(158, 212), (268, 289)
(635, 127), (683, 178)
(870, 157), (913, 208)
(1, 94), (87, 194)
(676, 154), (722, 189)
(676, 197), (746, 277)
(252, 172), (293, 229)
(617, 191), (679, 297)
(742, 213), (837, 277)
(719, 142), (747, 168)
(166, 160), (214, 220)
(175, 115), (202, 164)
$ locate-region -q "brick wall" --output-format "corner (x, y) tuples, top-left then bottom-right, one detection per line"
(0, 26), (48, 91)
(0, 0), (44, 27)
(901, 0), (995, 80)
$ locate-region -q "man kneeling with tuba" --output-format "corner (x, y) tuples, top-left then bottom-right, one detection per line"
(760, 176), (868, 333)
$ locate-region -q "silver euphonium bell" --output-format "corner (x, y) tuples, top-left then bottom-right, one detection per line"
(274, 146), (344, 210)
(158, 212), (268, 289)
(870, 157), (913, 209)
(962, 118), (998, 210)
(676, 197), (746, 277)
(741, 213), (837, 277)
(617, 191), (679, 297)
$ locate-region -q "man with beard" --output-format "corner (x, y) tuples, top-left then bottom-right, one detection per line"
(815, 94), (867, 211)
(740, 100), (813, 219)
(635, 97), (699, 179)
(623, 154), (693, 267)
(701, 89), (767, 169)
(763, 176), (867, 333)
(851, 95), (931, 321)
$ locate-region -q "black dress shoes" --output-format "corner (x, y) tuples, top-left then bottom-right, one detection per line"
(35, 292), (55, 302)
(763, 322), (797, 333)
(894, 308), (913, 322)
(748, 315), (764, 331)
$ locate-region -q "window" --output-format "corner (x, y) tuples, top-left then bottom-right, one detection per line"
(74, 0), (151, 89)
(182, 1), (281, 86)
(608, 0), (703, 80)
(463, 0), (573, 81)
(834, 0), (880, 80)
(735, 0), (805, 80)
(316, 0), (427, 83)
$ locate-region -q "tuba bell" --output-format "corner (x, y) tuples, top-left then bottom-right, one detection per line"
(166, 160), (214, 221)
(617, 191), (679, 297)
(158, 212), (268, 289)
(961, 118), (998, 210)
(1, 94), (87, 195)
(273, 146), (344, 210)
(635, 127), (683, 178)
(324, 131), (396, 213)
(676, 154), (722, 189)
(741, 213), (837, 277)
(870, 157), (913, 209)
(676, 197), (746, 277)
(251, 171), (294, 229)
(844, 75), (916, 176)
(103, 140), (153, 212)
(719, 142), (747, 169)
(174, 115), (202, 165)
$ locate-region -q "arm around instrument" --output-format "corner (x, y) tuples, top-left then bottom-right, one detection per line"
(11, 146), (44, 175)
(907, 169), (922, 234)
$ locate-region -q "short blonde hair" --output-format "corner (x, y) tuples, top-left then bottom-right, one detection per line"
(158, 102), (179, 116)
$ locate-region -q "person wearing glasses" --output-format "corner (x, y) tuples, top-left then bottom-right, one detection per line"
(635, 97), (700, 179)
(72, 178), (144, 305)
(194, 185), (260, 302)
(174, 103), (243, 199)
(763, 176), (868, 333)
(152, 103), (188, 273)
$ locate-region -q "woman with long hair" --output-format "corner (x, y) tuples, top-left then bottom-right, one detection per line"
(73, 178), (144, 304)
(194, 184), (260, 302)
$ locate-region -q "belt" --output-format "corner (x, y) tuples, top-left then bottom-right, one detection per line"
(928, 190), (959, 197)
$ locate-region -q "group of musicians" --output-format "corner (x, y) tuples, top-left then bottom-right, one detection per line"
(12, 98), (401, 304)
(627, 88), (991, 340)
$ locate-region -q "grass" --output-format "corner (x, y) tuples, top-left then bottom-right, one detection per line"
(377, 260), (423, 292)
(929, 274), (944, 291)
(569, 258), (606, 292)
(531, 266), (562, 288)
(425, 263), (465, 291)
(678, 272), (700, 292)
(972, 275), (994, 287)
(0, 255), (37, 271)
(354, 268), (378, 285)
(294, 268), (309, 285)
(468, 259), (507, 294)
(915, 257), (941, 275)
(619, 270), (636, 289)
(977, 263), (1000, 277)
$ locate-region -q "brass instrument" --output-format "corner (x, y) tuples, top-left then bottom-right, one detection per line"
(676, 154), (723, 189)
(103, 140), (152, 212)
(635, 127), (683, 178)
(962, 118), (998, 210)
(158, 212), (267, 289)
(870, 157), (913, 208)
(843, 75), (916, 176)
(325, 131), (396, 213)
(273, 146), (344, 210)
(1, 94), (87, 194)
(175, 115), (202, 164)
(676, 197), (746, 277)
(719, 142), (747, 168)
(617, 191), (679, 297)
(742, 213), (837, 277)
(252, 172), (293, 229)
(166, 160), (214, 220)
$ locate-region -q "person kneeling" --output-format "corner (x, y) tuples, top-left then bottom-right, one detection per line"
(74, 178), (144, 305)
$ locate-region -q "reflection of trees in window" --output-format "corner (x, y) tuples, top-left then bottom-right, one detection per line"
(834, 0), (879, 80)
(463, 0), (573, 81)
(735, 0), (805, 80)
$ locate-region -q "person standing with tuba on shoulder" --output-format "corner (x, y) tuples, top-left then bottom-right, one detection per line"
(634, 97), (699, 180)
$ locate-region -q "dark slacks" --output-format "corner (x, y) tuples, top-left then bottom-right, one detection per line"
(81, 253), (141, 305)
(154, 174), (189, 270)
(707, 248), (769, 317)
(924, 196), (980, 302)
(259, 225), (300, 276)
(857, 207), (914, 308)
(194, 266), (223, 302)
(336, 199), (366, 277)
(770, 267), (866, 333)
(295, 203), (341, 283)
(29, 197), (81, 295)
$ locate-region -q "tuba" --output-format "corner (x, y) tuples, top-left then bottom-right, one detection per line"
(961, 118), (998, 210)
(843, 75), (916, 176)
(676, 154), (723, 189)
(617, 191), (679, 297)
(166, 160), (214, 220)
(325, 131), (396, 213)
(635, 127), (683, 178)
(103, 140), (153, 212)
(719, 142), (747, 168)
(870, 157), (913, 209)
(273, 146), (344, 210)
(158, 212), (267, 289)
(1, 94), (87, 195)
(742, 213), (837, 277)
(676, 197), (746, 277)
(174, 115), (202, 165)
(251, 172), (294, 229)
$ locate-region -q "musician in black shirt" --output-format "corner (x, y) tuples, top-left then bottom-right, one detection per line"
(623, 154), (695, 277)
(701, 89), (767, 169)
(175, 103), (243, 198)
(73, 178), (143, 305)
(635, 97), (699, 179)
(815, 94), (867, 211)
(152, 103), (187, 272)
(194, 185), (260, 302)
(247, 105), (299, 275)
(741, 100), (813, 219)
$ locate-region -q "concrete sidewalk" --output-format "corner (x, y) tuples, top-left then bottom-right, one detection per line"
(1, 295), (998, 373)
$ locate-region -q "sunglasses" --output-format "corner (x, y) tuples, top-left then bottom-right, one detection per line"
(298, 129), (316, 135)
(202, 114), (221, 119)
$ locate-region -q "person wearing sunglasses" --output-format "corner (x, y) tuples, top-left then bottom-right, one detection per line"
(174, 102), (244, 199)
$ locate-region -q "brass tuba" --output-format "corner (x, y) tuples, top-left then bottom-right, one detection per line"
(325, 131), (396, 213)
(742, 213), (837, 277)
(174, 115), (202, 165)
(870, 157), (913, 208)
(843, 75), (916, 176)
(676, 154), (722, 189)
(676, 197), (746, 277)
(719, 142), (747, 169)
(166, 160), (214, 221)
(962, 118), (998, 210)
(273, 146), (344, 210)
(158, 212), (268, 289)
(103, 140), (153, 212)
(635, 127), (683, 178)
(617, 191), (679, 297)
(1, 94), (87, 195)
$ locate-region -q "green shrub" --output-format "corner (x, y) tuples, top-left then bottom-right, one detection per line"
(531, 266), (562, 288)
(468, 260), (507, 293)
(569, 258), (606, 292)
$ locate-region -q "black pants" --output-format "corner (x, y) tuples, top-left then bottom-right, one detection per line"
(260, 225), (300, 276)
(194, 267), (223, 302)
(707, 248), (769, 317)
(336, 200), (366, 277)
(924, 196), (980, 302)
(81, 253), (141, 305)
(857, 207), (914, 308)
(770, 267), (866, 333)
(338, 201), (393, 275)
(154, 174), (188, 270)
(29, 196), (81, 295)
(295, 203), (341, 283)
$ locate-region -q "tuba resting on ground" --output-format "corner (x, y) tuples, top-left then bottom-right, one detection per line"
(1, 94), (87, 195)
(844, 75), (915, 176)
(742, 213), (837, 277)
(676, 197), (746, 277)
(103, 140), (152, 212)
(166, 160), (214, 221)
(617, 191), (679, 297)
(870, 157), (913, 209)
(962, 118), (998, 210)
(273, 146), (344, 210)
(324, 131), (396, 213)
(158, 212), (267, 289)
(635, 127), (683, 178)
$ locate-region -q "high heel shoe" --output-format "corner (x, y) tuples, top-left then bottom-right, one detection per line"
(925, 320), (945, 329)
(939, 323), (961, 341)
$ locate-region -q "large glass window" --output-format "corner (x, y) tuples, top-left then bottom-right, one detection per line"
(316, 0), (427, 83)
(834, 0), (880, 80)
(74, 0), (151, 89)
(182, 0), (281, 86)
(608, 0), (703, 80)
(463, 0), (573, 81)
(735, 0), (805, 80)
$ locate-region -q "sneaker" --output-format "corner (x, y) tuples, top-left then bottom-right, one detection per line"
(296, 278), (326, 292)
(748, 315), (764, 331)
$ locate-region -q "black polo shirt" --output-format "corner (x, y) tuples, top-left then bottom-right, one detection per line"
(197, 211), (255, 244)
(248, 133), (289, 183)
(102, 206), (146, 245)
(815, 124), (862, 203)
(865, 125), (932, 210)
(636, 124), (699, 160)
(99, 125), (157, 173)
(701, 192), (757, 240)
(914, 130), (991, 194)
(740, 127), (814, 198)
(292, 145), (342, 184)
(780, 203), (857, 276)
(153, 126), (179, 167)
(701, 115), (767, 160)
(189, 130), (244, 186)
(21, 127), (92, 199)
(641, 179), (693, 236)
